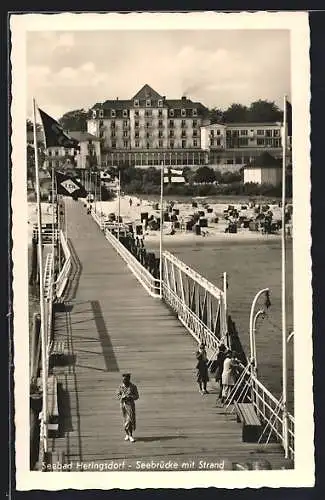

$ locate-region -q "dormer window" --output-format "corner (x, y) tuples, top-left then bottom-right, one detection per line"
(169, 109), (174, 117)
(192, 108), (197, 117)
(158, 99), (163, 107)
(92, 110), (97, 119)
(123, 109), (128, 117)
(99, 110), (104, 118)
(111, 109), (116, 118)
(146, 99), (151, 107)
(134, 99), (139, 107)
(181, 109), (186, 117)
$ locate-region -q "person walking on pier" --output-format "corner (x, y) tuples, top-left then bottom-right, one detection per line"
(213, 344), (227, 401)
(116, 373), (139, 443)
(195, 350), (209, 395)
(221, 351), (240, 403)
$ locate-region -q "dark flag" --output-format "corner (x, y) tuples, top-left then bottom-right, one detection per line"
(39, 108), (80, 150)
(55, 171), (87, 198)
(285, 100), (292, 138)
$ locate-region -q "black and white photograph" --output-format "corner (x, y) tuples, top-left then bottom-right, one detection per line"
(10, 11), (313, 490)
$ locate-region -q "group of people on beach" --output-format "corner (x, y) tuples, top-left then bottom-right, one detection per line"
(195, 342), (242, 403)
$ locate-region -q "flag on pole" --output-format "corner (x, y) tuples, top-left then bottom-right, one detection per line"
(55, 171), (87, 198)
(38, 108), (80, 150)
(281, 100), (292, 150)
(163, 167), (186, 184)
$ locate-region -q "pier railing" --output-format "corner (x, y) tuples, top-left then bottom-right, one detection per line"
(56, 230), (72, 299)
(103, 226), (160, 297)
(90, 209), (295, 459)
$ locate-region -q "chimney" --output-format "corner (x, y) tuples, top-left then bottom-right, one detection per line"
(116, 97), (119, 101)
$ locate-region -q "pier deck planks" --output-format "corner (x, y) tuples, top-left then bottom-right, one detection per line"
(49, 198), (287, 470)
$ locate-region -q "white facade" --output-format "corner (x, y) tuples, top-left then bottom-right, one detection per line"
(244, 166), (282, 186)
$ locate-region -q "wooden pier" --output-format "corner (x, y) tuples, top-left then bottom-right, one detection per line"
(45, 198), (289, 470)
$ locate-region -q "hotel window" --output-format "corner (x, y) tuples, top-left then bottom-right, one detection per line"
(181, 120), (186, 127)
(135, 120), (139, 128)
(240, 130), (248, 136)
(99, 119), (104, 127)
(135, 140), (139, 147)
(158, 99), (163, 107)
(123, 131), (128, 137)
(227, 159), (233, 165)
(182, 140), (186, 149)
(55, 161), (60, 167)
(48, 150), (52, 156)
(55, 150), (59, 156)
(99, 110), (104, 118)
(135, 110), (139, 117)
(192, 108), (197, 117)
(112, 141), (116, 148)
(169, 130), (174, 138)
(170, 140), (174, 149)
(158, 109), (163, 117)
(169, 120), (174, 128)
(274, 139), (280, 147)
(123, 120), (128, 128)
(158, 120), (163, 127)
(273, 129), (280, 137)
(111, 121), (115, 128)
(210, 130), (214, 137)
(124, 140), (128, 148)
(146, 142), (150, 149)
(193, 120), (197, 127)
(266, 130), (272, 137)
(181, 130), (186, 138)
(146, 132), (150, 138)
(111, 130), (116, 138)
(216, 139), (221, 146)
(92, 110), (97, 119)
(99, 130), (104, 138)
(217, 129), (221, 135)
(146, 122), (150, 128)
(193, 139), (198, 147)
(169, 109), (174, 117)
(257, 138), (265, 145)
(193, 130), (198, 137)
(111, 109), (116, 118)
(239, 138), (249, 146)
(123, 109), (128, 117)
(257, 129), (264, 136)
(159, 140), (163, 148)
(134, 99), (139, 107)
(145, 110), (152, 117)
(181, 109), (186, 117)
(158, 131), (163, 138)
(135, 131), (139, 138)
(146, 99), (151, 107)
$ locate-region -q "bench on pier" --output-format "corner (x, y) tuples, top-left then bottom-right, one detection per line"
(49, 339), (68, 366)
(47, 375), (59, 437)
(234, 402), (261, 443)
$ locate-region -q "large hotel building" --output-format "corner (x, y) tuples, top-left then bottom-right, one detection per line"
(42, 85), (290, 171)
(87, 84), (210, 167)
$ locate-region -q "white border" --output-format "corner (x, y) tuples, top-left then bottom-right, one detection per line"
(10, 11), (313, 490)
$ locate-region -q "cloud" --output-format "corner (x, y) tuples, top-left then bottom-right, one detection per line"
(26, 30), (290, 119)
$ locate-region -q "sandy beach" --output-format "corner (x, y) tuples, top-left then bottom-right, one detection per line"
(85, 195), (288, 244)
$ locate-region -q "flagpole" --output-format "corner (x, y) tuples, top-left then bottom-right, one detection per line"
(282, 94), (289, 459)
(32, 98), (48, 454)
(159, 161), (164, 298)
(117, 169), (121, 241)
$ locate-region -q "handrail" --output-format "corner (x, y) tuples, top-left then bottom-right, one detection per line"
(56, 230), (72, 299)
(104, 228), (160, 298)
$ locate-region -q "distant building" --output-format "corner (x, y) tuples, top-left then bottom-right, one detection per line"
(201, 122), (290, 169)
(87, 84), (210, 167)
(243, 152), (282, 186)
(44, 131), (101, 170)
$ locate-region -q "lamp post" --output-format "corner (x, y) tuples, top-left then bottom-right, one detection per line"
(249, 288), (271, 376)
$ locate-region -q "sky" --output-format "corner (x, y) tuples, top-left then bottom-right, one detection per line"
(26, 30), (290, 121)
